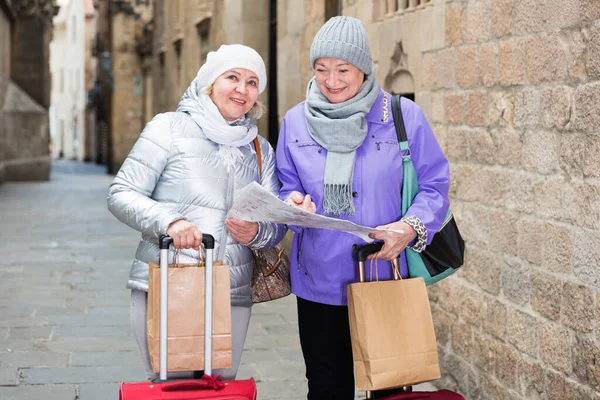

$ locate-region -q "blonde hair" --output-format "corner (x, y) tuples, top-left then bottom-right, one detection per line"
(200, 85), (266, 120)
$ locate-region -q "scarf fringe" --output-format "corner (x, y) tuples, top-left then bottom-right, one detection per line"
(323, 184), (355, 216)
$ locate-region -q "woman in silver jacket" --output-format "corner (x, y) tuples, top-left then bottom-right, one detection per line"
(107, 44), (286, 380)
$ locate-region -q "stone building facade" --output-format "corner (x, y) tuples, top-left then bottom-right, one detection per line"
(50, 0), (88, 161)
(0, 0), (56, 184)
(99, 0), (272, 173)
(147, 0), (271, 156)
(0, 1), (15, 184)
(93, 0), (153, 174)
(107, 0), (153, 174)
(287, 0), (599, 399)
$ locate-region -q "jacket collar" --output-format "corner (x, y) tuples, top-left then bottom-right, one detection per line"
(365, 89), (391, 124)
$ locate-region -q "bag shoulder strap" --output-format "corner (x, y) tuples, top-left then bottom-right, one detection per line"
(391, 95), (408, 144)
(253, 136), (263, 180)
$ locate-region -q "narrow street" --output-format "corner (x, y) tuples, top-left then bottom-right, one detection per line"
(0, 161), (305, 399)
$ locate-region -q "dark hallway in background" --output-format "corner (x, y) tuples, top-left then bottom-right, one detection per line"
(325, 0), (342, 20)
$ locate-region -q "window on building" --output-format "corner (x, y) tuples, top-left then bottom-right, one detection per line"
(60, 68), (64, 92)
(174, 37), (183, 90)
(196, 17), (211, 66)
(159, 50), (167, 109)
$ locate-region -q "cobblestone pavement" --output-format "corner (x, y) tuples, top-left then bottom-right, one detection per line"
(0, 160), (433, 400)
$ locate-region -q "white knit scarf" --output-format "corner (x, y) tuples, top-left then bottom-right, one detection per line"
(177, 78), (258, 167)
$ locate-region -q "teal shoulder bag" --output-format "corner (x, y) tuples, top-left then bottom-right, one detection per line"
(391, 95), (465, 285)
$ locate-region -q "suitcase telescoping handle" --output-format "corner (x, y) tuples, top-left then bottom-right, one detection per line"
(354, 242), (401, 283)
(158, 234), (215, 380)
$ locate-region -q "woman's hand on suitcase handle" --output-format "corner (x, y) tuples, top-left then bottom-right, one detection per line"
(225, 219), (259, 245)
(368, 221), (417, 261)
(166, 220), (203, 250)
(285, 191), (317, 213)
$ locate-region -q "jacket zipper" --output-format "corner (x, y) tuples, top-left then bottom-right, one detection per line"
(375, 140), (398, 150)
(298, 143), (322, 153)
(219, 164), (234, 262)
(297, 230), (304, 272)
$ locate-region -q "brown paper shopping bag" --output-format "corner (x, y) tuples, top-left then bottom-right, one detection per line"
(347, 276), (440, 391)
(147, 257), (232, 373)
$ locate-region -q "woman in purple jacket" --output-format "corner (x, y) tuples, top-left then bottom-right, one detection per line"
(276, 16), (451, 399)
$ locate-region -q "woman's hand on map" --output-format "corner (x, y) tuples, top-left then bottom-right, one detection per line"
(225, 219), (259, 245)
(285, 191), (317, 213)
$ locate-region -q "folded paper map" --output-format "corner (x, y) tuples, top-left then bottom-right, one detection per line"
(226, 182), (403, 242)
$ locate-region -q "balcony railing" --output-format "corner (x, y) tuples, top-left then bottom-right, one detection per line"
(374, 0), (433, 21)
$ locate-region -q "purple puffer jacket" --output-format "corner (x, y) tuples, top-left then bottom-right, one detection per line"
(276, 91), (450, 306)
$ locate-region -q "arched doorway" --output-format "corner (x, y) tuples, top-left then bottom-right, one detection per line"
(384, 41), (415, 101)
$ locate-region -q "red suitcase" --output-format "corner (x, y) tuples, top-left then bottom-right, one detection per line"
(355, 243), (465, 400)
(370, 390), (465, 399)
(119, 234), (257, 400)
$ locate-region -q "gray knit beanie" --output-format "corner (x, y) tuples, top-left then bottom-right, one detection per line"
(310, 16), (373, 75)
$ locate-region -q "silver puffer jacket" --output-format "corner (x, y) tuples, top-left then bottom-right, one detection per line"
(107, 92), (286, 307)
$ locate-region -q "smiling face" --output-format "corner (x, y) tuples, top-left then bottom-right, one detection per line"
(209, 68), (259, 121)
(314, 58), (365, 104)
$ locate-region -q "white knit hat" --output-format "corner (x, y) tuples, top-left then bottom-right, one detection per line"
(196, 44), (267, 94)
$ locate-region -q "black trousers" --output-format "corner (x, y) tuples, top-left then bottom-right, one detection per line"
(297, 296), (355, 400)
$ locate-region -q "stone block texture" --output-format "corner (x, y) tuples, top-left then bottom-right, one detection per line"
(0, 4), (51, 184)
(387, 2), (600, 399)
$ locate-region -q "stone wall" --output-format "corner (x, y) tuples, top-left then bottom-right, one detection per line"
(0, 0), (54, 183)
(11, 18), (52, 109)
(276, 0), (326, 122)
(93, 0), (152, 173)
(0, 2), (13, 183)
(415, 0), (600, 398)
(2, 82), (50, 181)
(108, 8), (145, 173)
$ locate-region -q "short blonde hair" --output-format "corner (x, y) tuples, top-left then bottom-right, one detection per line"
(200, 85), (266, 120)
